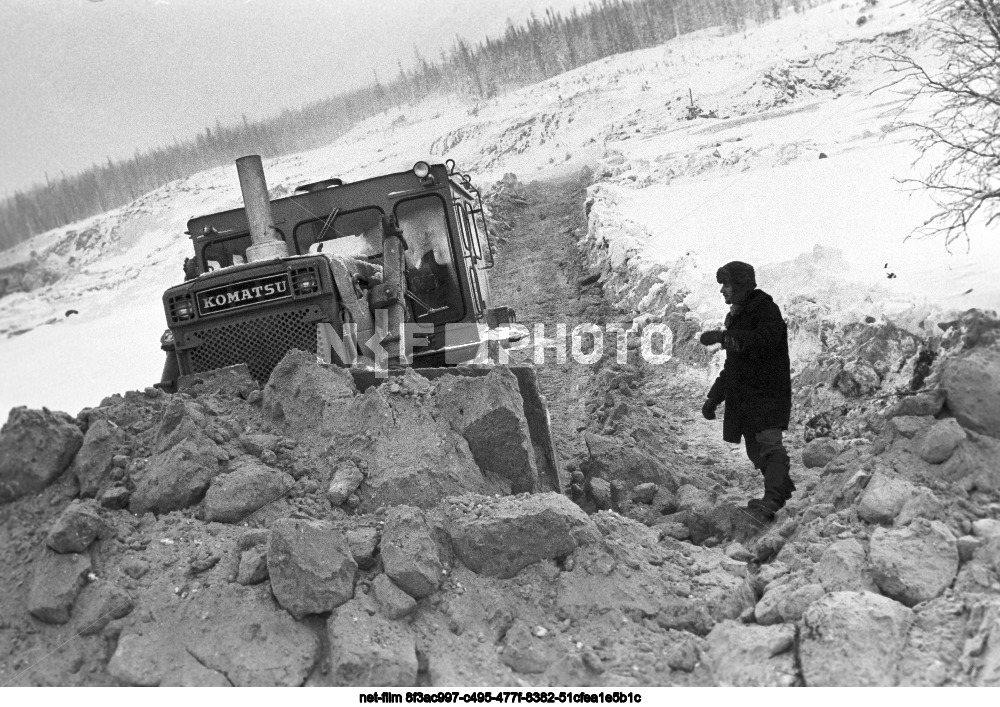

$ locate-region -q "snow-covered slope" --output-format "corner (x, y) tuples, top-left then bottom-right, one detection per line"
(1, 1), (994, 417)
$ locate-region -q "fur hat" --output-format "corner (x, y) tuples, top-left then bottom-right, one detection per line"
(716, 261), (757, 291)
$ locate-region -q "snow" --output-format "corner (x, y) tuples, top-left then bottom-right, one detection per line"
(2, 0), (996, 417)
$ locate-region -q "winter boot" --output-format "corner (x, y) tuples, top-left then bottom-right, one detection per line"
(758, 451), (792, 513)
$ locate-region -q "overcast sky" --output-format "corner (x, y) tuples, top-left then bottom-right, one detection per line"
(0, 0), (590, 196)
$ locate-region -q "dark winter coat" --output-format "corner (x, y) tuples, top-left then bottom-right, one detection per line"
(707, 288), (792, 443)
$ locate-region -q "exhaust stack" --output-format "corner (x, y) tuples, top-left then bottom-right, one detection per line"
(235, 155), (288, 262)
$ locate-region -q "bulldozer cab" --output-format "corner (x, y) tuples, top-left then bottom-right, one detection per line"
(187, 162), (495, 333)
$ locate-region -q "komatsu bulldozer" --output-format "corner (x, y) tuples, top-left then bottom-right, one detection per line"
(157, 156), (561, 491)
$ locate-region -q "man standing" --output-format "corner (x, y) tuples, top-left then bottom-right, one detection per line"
(699, 261), (794, 521)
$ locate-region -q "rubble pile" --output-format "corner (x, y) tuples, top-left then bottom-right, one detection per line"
(0, 352), (760, 686)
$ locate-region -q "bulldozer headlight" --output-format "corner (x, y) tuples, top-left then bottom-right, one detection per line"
(298, 277), (316, 293)
(413, 161), (431, 179)
(175, 303), (193, 320)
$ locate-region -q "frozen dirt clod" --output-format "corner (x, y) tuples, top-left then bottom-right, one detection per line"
(28, 550), (92, 624)
(869, 520), (959, 607)
(267, 517), (357, 619)
(73, 581), (134, 635)
(380, 505), (444, 598)
(856, 470), (916, 525)
(918, 418), (967, 464)
(346, 526), (379, 569)
(434, 368), (540, 493)
(885, 390), (946, 419)
(129, 398), (225, 514)
(69, 418), (125, 498)
(940, 432), (1000, 492)
(799, 591), (914, 686)
(814, 538), (879, 593)
(447, 492), (599, 579)
(108, 584), (319, 686)
(261, 349), (358, 430)
(801, 438), (840, 469)
(350, 388), (509, 512)
(328, 460), (364, 506)
(203, 458), (295, 523)
(372, 573), (417, 619)
(0, 406), (83, 504)
(704, 620), (797, 686)
(942, 348), (1000, 438)
(46, 498), (105, 553)
(500, 620), (553, 674)
(236, 546), (269, 586)
(581, 432), (678, 495)
(328, 599), (419, 687)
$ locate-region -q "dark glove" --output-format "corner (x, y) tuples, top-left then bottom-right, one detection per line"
(702, 400), (717, 420)
(699, 330), (725, 346)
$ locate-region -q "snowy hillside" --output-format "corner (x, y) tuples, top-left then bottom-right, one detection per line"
(1, 1), (994, 417)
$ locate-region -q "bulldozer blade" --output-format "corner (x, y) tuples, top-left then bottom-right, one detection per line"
(348, 366), (564, 495)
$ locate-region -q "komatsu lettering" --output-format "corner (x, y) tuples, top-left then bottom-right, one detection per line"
(196, 274), (290, 315)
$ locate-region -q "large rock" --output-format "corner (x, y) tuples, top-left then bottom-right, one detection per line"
(942, 348), (1000, 438)
(262, 350), (358, 430)
(109, 634), (227, 687)
(46, 499), (104, 553)
(380, 506), (443, 598)
(896, 595), (968, 686)
(267, 518), (357, 619)
(869, 520), (959, 607)
(328, 599), (418, 686)
(74, 581), (134, 635)
(895, 488), (946, 526)
(815, 538), (879, 593)
(129, 399), (223, 514)
(802, 438), (841, 469)
(857, 471), (916, 525)
(581, 432), (678, 494)
(68, 418), (124, 498)
(446, 492), (599, 579)
(0, 407), (82, 503)
(704, 620), (797, 686)
(203, 458), (295, 523)
(800, 591), (914, 686)
(28, 550), (92, 624)
(108, 583), (318, 686)
(351, 390), (509, 512)
(941, 432), (1000, 492)
(434, 368), (539, 493)
(918, 418), (967, 463)
(753, 583), (791, 626)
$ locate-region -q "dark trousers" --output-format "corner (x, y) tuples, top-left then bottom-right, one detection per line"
(743, 428), (794, 504)
(743, 428), (786, 470)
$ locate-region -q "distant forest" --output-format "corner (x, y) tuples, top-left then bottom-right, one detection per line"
(0, 0), (826, 251)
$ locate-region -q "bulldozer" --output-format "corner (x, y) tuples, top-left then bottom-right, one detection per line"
(157, 156), (561, 492)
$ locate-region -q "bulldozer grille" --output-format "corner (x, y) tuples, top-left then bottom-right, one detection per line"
(188, 307), (316, 385)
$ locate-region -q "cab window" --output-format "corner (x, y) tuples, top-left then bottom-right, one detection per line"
(395, 195), (463, 323)
(202, 233), (252, 271)
(294, 207), (384, 258)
